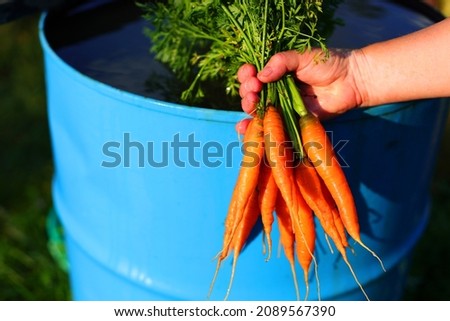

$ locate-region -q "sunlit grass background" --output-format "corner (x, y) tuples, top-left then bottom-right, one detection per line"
(0, 14), (70, 299)
(1, 10), (449, 300)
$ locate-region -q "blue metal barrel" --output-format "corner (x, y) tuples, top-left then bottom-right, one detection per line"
(39, 0), (448, 300)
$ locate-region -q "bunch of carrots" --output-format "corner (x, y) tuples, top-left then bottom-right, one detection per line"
(209, 101), (385, 301)
(141, 0), (384, 301)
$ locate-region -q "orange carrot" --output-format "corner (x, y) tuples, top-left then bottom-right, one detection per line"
(221, 116), (264, 258)
(209, 116), (264, 299)
(331, 207), (349, 249)
(299, 113), (384, 270)
(319, 177), (349, 248)
(294, 158), (348, 247)
(263, 106), (316, 298)
(275, 194), (300, 300)
(225, 189), (261, 300)
(209, 189), (261, 300)
(258, 160), (278, 261)
(292, 192), (316, 300)
(295, 158), (344, 249)
(294, 159), (369, 300)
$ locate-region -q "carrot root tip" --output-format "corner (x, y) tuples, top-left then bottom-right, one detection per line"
(265, 234), (273, 262)
(358, 240), (386, 272)
(224, 254), (239, 301)
(342, 253), (370, 301)
(324, 233), (335, 254)
(303, 270), (310, 301)
(289, 262), (300, 301)
(207, 259), (223, 300)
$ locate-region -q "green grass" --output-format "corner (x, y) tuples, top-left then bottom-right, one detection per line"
(0, 14), (70, 300)
(0, 12), (449, 301)
(403, 124), (450, 300)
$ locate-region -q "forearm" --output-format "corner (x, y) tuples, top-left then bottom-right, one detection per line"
(353, 17), (450, 107)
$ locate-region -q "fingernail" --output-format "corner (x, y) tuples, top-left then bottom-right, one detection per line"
(258, 66), (273, 78)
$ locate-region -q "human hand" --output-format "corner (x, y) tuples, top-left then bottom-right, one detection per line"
(236, 49), (364, 133)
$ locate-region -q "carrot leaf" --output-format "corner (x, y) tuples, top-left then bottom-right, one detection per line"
(140, 0), (343, 151)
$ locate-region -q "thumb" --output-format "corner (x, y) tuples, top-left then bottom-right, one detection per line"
(257, 51), (302, 83)
(257, 50), (320, 83)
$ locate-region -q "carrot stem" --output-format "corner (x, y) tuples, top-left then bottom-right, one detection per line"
(275, 80), (304, 158)
(285, 75), (308, 117)
(259, 0), (269, 108)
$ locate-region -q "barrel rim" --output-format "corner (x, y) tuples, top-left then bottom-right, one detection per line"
(38, 7), (427, 124)
(38, 12), (245, 124)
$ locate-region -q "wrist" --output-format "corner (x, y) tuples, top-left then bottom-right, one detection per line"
(348, 49), (372, 108)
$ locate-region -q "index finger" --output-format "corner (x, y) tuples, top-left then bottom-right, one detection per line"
(237, 63), (258, 83)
